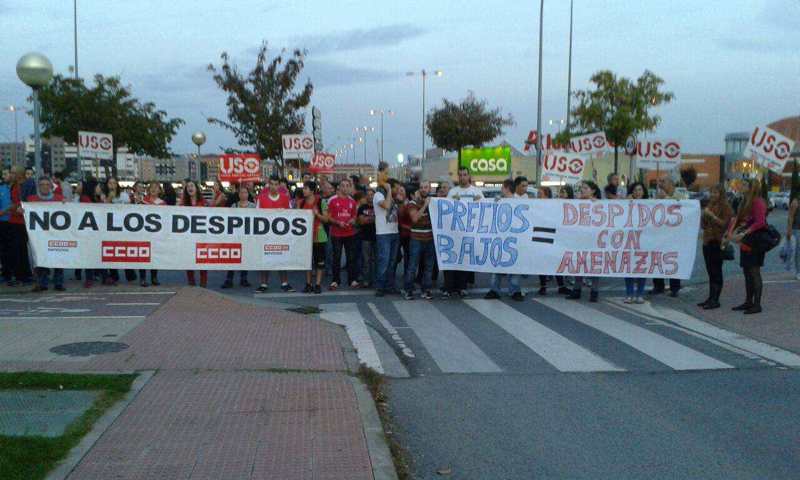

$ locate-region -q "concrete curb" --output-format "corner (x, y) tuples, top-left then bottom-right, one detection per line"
(350, 376), (400, 480)
(46, 370), (156, 480)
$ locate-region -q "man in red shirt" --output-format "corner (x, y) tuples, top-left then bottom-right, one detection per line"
(256, 175), (294, 293)
(26, 176), (65, 291)
(326, 178), (359, 289)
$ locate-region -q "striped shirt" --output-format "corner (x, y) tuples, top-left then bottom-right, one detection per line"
(408, 199), (432, 242)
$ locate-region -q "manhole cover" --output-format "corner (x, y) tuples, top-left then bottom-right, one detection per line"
(50, 342), (129, 357)
(287, 306), (321, 315)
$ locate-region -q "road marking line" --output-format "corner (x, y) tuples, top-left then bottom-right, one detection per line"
(393, 301), (501, 374)
(106, 303), (161, 306)
(465, 299), (624, 372)
(536, 297), (733, 371)
(319, 303), (383, 374)
(608, 298), (800, 368)
(367, 303), (415, 358)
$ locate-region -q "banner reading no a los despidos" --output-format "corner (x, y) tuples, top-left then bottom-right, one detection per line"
(23, 203), (313, 270)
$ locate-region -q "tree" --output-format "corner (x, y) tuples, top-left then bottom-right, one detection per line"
(426, 91), (514, 163)
(208, 42), (313, 175)
(557, 70), (674, 174)
(37, 74), (184, 177)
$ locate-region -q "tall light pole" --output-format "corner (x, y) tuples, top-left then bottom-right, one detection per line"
(566, 0), (574, 131)
(535, 0), (545, 184)
(192, 132), (206, 181)
(369, 109), (394, 163)
(5, 106), (19, 166)
(406, 69), (442, 167)
(17, 53), (54, 180)
(73, 0), (79, 79)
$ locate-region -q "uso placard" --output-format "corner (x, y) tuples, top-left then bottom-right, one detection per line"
(542, 152), (587, 183)
(310, 152), (336, 174)
(219, 154), (261, 183)
(635, 139), (682, 170)
(744, 125), (796, 174)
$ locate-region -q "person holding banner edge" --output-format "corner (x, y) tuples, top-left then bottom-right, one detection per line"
(256, 175), (294, 293)
(485, 179), (523, 301)
(221, 183), (254, 289)
(26, 176), (65, 292)
(651, 177), (686, 297)
(140, 181), (166, 286)
(623, 182), (649, 304)
(444, 166), (483, 298)
(183, 180), (209, 288)
(567, 181), (602, 302)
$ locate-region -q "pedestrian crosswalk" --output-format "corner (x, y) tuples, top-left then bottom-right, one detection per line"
(319, 298), (800, 378)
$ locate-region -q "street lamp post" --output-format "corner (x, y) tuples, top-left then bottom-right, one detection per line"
(535, 0), (544, 185)
(369, 109), (394, 163)
(355, 126), (374, 164)
(5, 106), (19, 166)
(73, 0), (79, 79)
(191, 132), (206, 181)
(406, 69), (442, 167)
(16, 53), (54, 181)
(566, 0), (574, 130)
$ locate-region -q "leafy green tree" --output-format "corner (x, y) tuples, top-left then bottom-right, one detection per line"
(556, 70), (674, 173)
(426, 91), (514, 163)
(37, 74), (184, 176)
(208, 42), (313, 175)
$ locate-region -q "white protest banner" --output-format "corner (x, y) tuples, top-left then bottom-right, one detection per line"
(218, 153), (261, 183)
(309, 152), (335, 174)
(743, 125), (795, 174)
(281, 134), (315, 159)
(23, 203), (312, 270)
(541, 151), (588, 183)
(429, 198), (700, 280)
(635, 139), (682, 170)
(543, 131), (615, 154)
(78, 131), (113, 160)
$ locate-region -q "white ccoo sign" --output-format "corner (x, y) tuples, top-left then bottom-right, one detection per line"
(78, 131), (114, 160)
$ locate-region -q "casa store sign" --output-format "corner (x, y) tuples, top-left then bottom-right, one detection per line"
(309, 152), (335, 174)
(635, 139), (682, 171)
(744, 125), (796, 174)
(196, 243), (243, 264)
(218, 154), (261, 183)
(101, 241), (151, 263)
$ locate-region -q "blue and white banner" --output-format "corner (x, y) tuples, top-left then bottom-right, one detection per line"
(429, 198), (701, 279)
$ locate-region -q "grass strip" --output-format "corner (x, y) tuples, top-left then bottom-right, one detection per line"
(0, 371), (137, 480)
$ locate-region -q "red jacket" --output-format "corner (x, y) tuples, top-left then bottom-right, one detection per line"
(26, 193), (65, 202)
(257, 190), (290, 209)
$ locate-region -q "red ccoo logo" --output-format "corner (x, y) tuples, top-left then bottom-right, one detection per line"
(101, 241), (151, 263)
(196, 243), (242, 264)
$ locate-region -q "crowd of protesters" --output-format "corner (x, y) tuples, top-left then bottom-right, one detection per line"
(0, 163), (787, 315)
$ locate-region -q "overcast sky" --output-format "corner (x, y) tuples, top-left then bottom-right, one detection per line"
(1, 0), (798, 162)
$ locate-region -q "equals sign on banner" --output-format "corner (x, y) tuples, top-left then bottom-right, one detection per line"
(531, 227), (557, 244)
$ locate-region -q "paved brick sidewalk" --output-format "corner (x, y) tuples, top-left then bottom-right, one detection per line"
(1, 287), (377, 479)
(673, 271), (800, 355)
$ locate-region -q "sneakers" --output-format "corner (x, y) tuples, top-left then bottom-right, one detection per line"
(281, 283), (295, 293)
(484, 290), (501, 300)
(350, 280), (360, 288)
(221, 280), (233, 289)
(421, 290), (433, 300)
(313, 284), (322, 294)
(511, 291), (524, 302)
(624, 297), (633, 304)
(458, 289), (469, 299)
(441, 291), (451, 299)
(329, 282), (338, 291)
(634, 296), (645, 304)
(404, 290), (414, 300)
(256, 284), (269, 293)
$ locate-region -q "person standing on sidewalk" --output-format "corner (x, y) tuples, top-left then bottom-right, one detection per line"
(445, 166), (484, 298)
(374, 167), (400, 297)
(300, 181), (327, 294)
(787, 191), (800, 280)
(725, 178), (768, 314)
(568, 181), (602, 302)
(183, 181), (209, 288)
(651, 177), (687, 297)
(403, 181), (435, 300)
(256, 175), (294, 293)
(141, 181), (166, 287)
(26, 177), (65, 292)
(221, 183), (254, 289)
(357, 188), (377, 288)
(485, 179), (523, 301)
(623, 182), (650, 304)
(698, 185), (734, 309)
(7, 167), (33, 285)
(327, 178), (360, 290)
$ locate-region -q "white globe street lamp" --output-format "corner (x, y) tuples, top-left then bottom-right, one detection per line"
(17, 52), (54, 180)
(191, 132), (206, 181)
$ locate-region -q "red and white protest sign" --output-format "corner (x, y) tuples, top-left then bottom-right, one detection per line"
(542, 131), (615, 155)
(281, 134), (315, 159)
(309, 152), (336, 174)
(218, 154), (261, 183)
(744, 125), (796, 174)
(635, 139), (682, 170)
(78, 131), (113, 160)
(541, 152), (587, 183)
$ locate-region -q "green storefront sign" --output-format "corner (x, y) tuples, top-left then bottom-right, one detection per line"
(460, 146), (511, 176)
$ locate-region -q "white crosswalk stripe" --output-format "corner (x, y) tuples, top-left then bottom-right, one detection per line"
(319, 303), (384, 374)
(465, 299), (625, 372)
(393, 301), (502, 373)
(535, 297), (734, 371)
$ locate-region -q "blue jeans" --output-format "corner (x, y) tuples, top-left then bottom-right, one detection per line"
(625, 278), (646, 297)
(490, 274), (521, 295)
(36, 267), (63, 288)
(375, 233), (399, 290)
(404, 239), (435, 292)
